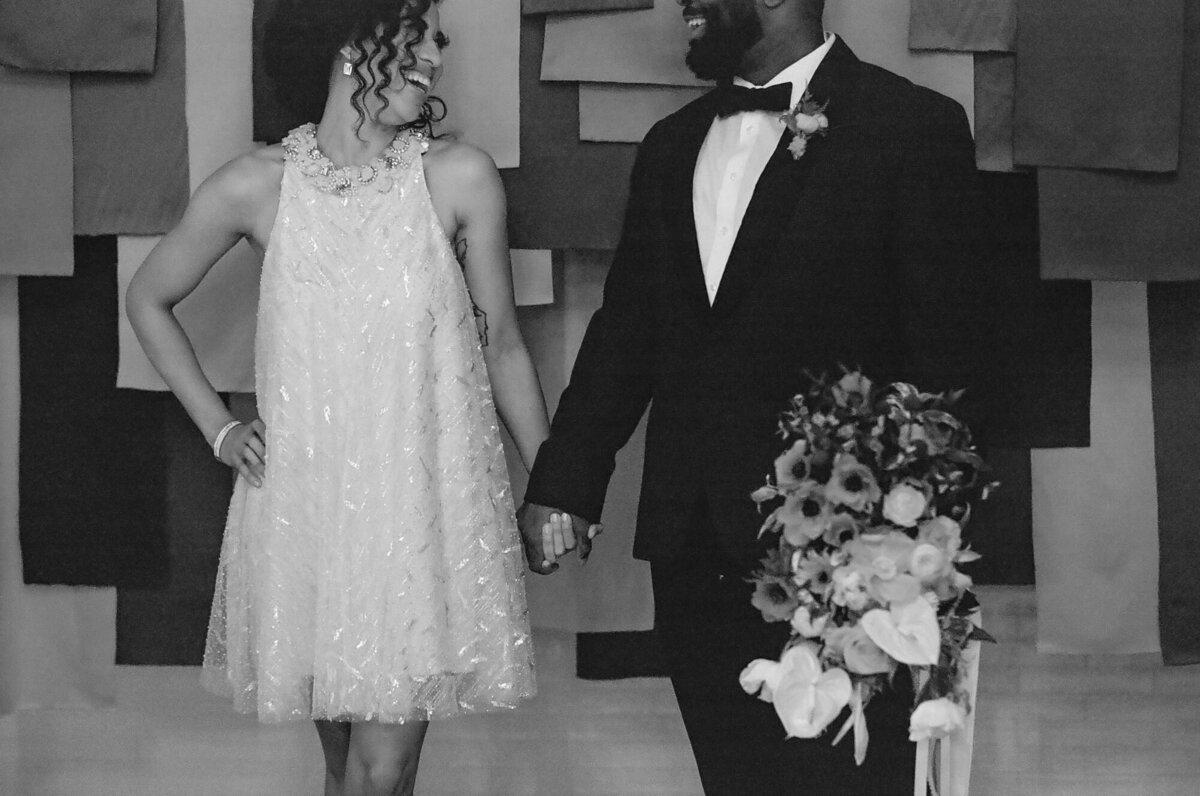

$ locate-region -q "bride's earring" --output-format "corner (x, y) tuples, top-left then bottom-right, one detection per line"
(342, 61), (353, 76)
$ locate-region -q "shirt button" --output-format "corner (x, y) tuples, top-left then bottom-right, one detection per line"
(719, 226), (730, 236)
(729, 171), (740, 180)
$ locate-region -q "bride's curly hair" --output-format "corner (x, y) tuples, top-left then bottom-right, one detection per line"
(262, 0), (447, 136)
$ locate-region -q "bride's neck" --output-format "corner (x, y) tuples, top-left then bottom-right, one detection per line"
(314, 102), (397, 167)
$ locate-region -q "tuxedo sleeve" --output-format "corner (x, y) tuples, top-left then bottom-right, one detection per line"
(891, 95), (993, 440)
(523, 136), (664, 523)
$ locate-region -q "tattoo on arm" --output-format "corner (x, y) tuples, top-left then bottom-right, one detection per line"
(454, 235), (469, 270)
(454, 233), (489, 347)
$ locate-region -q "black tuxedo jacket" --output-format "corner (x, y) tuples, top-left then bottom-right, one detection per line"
(525, 39), (989, 571)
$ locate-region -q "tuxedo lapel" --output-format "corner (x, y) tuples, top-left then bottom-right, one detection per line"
(709, 130), (815, 320)
(709, 38), (865, 322)
(661, 93), (720, 322)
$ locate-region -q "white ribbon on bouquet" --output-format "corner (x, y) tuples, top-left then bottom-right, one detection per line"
(913, 615), (982, 796)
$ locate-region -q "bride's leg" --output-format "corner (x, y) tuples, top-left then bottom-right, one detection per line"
(314, 719), (352, 796)
(343, 719), (430, 796)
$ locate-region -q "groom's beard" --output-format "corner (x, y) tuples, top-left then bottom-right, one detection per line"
(684, 9), (763, 82)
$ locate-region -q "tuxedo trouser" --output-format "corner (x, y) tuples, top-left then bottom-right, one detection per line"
(650, 511), (918, 796)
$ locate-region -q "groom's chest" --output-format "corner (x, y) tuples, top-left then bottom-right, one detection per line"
(671, 120), (900, 267)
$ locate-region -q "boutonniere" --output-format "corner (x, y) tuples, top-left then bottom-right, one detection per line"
(779, 91), (829, 160)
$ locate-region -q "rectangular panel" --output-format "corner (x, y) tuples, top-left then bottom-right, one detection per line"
(908, 0), (1015, 53)
(1148, 281), (1200, 664)
(1035, 4), (1199, 280)
(3, 278), (118, 711)
(116, 400), (233, 664)
(0, 68), (73, 276)
(511, 249), (554, 306)
(579, 83), (706, 143)
(975, 172), (1091, 450)
(500, 17), (637, 250)
(19, 237), (170, 589)
(1014, 0), (1184, 171)
(524, 0), (652, 13)
(1032, 283), (1160, 655)
(72, 0), (190, 235)
(541, 3), (709, 87)
(973, 53), (1016, 172)
(0, 0), (156, 73)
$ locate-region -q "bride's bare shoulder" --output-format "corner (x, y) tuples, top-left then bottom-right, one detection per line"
(423, 138), (498, 181)
(422, 137), (503, 210)
(220, 144), (286, 195)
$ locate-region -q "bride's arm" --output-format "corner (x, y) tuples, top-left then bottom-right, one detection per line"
(442, 144), (550, 472)
(126, 153), (279, 484)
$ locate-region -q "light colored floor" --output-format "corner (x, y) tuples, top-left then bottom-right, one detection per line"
(2, 587), (1200, 795)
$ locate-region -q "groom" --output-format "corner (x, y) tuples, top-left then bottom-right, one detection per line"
(520, 0), (987, 793)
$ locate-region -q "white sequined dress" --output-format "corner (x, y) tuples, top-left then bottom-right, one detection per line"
(201, 123), (535, 723)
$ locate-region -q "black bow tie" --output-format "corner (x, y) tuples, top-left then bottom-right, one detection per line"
(713, 82), (792, 118)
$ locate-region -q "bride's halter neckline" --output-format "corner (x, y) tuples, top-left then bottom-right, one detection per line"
(283, 123), (428, 197)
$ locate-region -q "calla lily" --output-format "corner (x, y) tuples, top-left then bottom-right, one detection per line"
(771, 645), (853, 739)
(861, 596), (941, 665)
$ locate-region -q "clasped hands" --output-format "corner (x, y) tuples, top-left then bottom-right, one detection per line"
(517, 503), (602, 575)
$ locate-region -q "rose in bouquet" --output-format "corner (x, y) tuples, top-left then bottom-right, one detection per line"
(740, 370), (995, 764)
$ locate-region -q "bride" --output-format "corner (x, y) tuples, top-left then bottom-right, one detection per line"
(126, 2), (577, 793)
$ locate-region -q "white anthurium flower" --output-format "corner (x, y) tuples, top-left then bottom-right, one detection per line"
(739, 658), (784, 703)
(860, 596), (941, 666)
(908, 697), (966, 742)
(770, 644), (853, 739)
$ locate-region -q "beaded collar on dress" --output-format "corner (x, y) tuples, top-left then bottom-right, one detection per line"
(282, 122), (429, 197)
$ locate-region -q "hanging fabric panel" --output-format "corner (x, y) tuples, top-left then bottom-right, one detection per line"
(0, 68), (74, 276)
(1031, 283), (1160, 655)
(1147, 281), (1200, 665)
(19, 237), (170, 588)
(1013, 0), (1185, 172)
(71, 0), (190, 236)
(0, 0), (157, 74)
(908, 0), (1016, 53)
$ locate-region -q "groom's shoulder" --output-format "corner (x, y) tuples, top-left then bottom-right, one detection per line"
(855, 60), (968, 132)
(640, 89), (717, 146)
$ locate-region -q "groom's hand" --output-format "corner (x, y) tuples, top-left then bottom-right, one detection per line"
(517, 502), (603, 574)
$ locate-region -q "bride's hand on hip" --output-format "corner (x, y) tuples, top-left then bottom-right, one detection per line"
(218, 419), (267, 488)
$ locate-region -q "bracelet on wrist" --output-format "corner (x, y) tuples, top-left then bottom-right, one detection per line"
(212, 420), (243, 460)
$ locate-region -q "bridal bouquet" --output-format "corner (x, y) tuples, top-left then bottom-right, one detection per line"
(741, 370), (995, 765)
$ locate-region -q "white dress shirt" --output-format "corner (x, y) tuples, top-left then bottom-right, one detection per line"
(692, 33), (837, 304)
